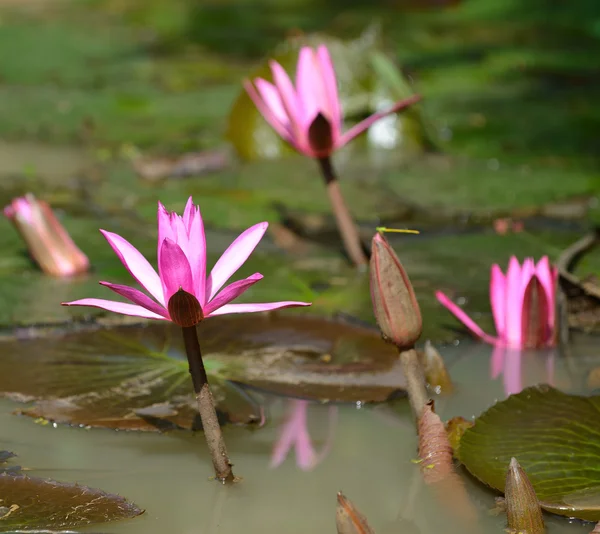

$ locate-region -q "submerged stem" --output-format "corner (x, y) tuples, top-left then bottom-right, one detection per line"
(181, 326), (234, 483)
(317, 157), (368, 268)
(399, 348), (429, 422)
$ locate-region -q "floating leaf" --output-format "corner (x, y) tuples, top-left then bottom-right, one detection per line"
(0, 452), (142, 532)
(0, 315), (403, 430)
(458, 385), (600, 521)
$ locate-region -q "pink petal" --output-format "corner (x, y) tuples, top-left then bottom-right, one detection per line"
(99, 281), (169, 318)
(159, 238), (195, 302)
(101, 229), (164, 306)
(244, 79), (292, 143)
(204, 273), (263, 316)
(62, 298), (168, 320)
(504, 256), (524, 347)
(206, 222), (268, 301)
(157, 202), (176, 266)
(435, 291), (497, 344)
(489, 264), (506, 339)
(270, 60), (303, 137)
(535, 256), (556, 329)
(295, 47), (322, 126)
(182, 196), (194, 230)
(207, 301), (311, 317)
(186, 203), (207, 306)
(337, 94), (422, 148)
(316, 45), (341, 139)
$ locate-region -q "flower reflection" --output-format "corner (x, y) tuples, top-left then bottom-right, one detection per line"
(270, 399), (337, 471)
(491, 345), (556, 397)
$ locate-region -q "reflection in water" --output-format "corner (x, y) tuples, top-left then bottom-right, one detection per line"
(270, 399), (338, 471)
(490, 346), (556, 397)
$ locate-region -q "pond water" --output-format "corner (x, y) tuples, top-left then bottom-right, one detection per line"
(1, 334), (597, 533)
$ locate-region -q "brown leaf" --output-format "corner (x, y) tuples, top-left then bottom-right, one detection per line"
(336, 492), (375, 534)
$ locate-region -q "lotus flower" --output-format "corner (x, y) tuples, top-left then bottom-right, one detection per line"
(4, 194), (90, 277)
(271, 400), (337, 471)
(436, 256), (558, 349)
(63, 197), (310, 323)
(244, 45), (421, 158)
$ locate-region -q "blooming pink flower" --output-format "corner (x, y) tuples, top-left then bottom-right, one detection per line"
(244, 45), (421, 158)
(271, 400), (337, 471)
(4, 194), (90, 277)
(436, 256), (558, 349)
(63, 197), (310, 323)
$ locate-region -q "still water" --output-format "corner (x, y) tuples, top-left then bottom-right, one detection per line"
(1, 337), (596, 533)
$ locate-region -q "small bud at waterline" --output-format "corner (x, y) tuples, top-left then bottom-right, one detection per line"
(168, 289), (204, 327)
(335, 492), (375, 534)
(505, 457), (545, 534)
(369, 233), (422, 349)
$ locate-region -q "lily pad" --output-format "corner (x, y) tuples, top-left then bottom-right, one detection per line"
(0, 315), (403, 430)
(457, 385), (600, 521)
(0, 452), (142, 532)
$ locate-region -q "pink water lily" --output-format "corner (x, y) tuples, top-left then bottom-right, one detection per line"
(271, 400), (337, 471)
(244, 45), (421, 158)
(436, 256), (558, 349)
(63, 197), (310, 323)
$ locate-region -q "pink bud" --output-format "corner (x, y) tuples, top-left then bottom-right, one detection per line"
(369, 233), (422, 349)
(4, 194), (89, 277)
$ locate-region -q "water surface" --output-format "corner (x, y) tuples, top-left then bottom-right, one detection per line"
(2, 338), (597, 533)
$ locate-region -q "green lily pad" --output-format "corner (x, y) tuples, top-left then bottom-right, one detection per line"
(0, 452), (142, 532)
(226, 31), (429, 161)
(457, 385), (600, 521)
(0, 315), (402, 430)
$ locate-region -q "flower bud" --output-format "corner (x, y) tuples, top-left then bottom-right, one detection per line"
(167, 288), (204, 327)
(335, 492), (374, 534)
(505, 457), (545, 534)
(4, 194), (89, 277)
(369, 233), (422, 349)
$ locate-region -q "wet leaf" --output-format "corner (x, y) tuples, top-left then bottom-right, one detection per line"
(458, 385), (600, 521)
(0, 453), (142, 532)
(445, 416), (473, 454)
(420, 341), (454, 394)
(0, 315), (403, 430)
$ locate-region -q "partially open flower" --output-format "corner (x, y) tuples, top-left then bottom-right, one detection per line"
(369, 233), (422, 349)
(4, 194), (90, 277)
(245, 45), (421, 159)
(436, 256), (558, 349)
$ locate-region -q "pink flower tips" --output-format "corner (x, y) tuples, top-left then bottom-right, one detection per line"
(436, 256), (558, 349)
(63, 197), (311, 325)
(244, 45), (421, 158)
(4, 194), (90, 277)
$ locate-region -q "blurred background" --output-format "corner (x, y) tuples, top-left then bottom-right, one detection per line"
(0, 0), (598, 336)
